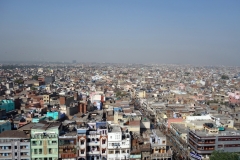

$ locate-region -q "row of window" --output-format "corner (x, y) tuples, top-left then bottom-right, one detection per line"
(218, 144), (240, 148)
(0, 152), (29, 156)
(32, 140), (57, 146)
(0, 146), (29, 150)
(32, 148), (57, 154)
(218, 138), (240, 141)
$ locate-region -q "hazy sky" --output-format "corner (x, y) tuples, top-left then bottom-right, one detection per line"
(0, 1), (240, 65)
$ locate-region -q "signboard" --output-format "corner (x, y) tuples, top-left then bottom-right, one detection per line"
(190, 152), (202, 160)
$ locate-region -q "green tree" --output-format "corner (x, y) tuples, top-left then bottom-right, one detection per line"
(32, 75), (38, 80)
(221, 75), (229, 80)
(14, 79), (24, 84)
(210, 151), (239, 160)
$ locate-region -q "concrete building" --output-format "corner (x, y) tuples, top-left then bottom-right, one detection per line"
(30, 122), (61, 160)
(0, 120), (11, 133)
(0, 130), (30, 160)
(0, 99), (15, 113)
(45, 76), (55, 85)
(86, 122), (108, 160)
(108, 125), (131, 160)
(150, 129), (172, 160)
(188, 125), (240, 160)
(59, 132), (78, 160)
(77, 126), (87, 160)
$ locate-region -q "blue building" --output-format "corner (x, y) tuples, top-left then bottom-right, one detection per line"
(0, 120), (11, 133)
(0, 100), (15, 112)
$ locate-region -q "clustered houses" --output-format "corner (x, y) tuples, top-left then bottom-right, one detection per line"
(0, 117), (167, 160)
(1, 63), (240, 160)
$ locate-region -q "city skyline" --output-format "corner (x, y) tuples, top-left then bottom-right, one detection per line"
(0, 0), (240, 66)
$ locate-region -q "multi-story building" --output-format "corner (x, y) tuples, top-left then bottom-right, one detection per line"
(188, 123), (240, 160)
(30, 121), (61, 160)
(86, 122), (108, 160)
(150, 129), (172, 160)
(43, 94), (50, 105)
(108, 125), (131, 160)
(59, 131), (78, 160)
(77, 126), (87, 160)
(0, 130), (30, 160)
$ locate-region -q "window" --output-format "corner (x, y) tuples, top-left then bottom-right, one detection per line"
(102, 139), (106, 144)
(102, 149), (106, 153)
(81, 140), (84, 145)
(32, 141), (37, 145)
(81, 150), (84, 154)
(15, 153), (17, 156)
(15, 146), (17, 149)
(162, 141), (166, 144)
(116, 150), (120, 154)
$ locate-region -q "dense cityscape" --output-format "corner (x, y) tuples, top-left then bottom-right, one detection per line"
(0, 62), (239, 160)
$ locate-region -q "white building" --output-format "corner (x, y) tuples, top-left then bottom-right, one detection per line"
(108, 125), (131, 160)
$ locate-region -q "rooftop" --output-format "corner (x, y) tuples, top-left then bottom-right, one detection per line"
(0, 130), (29, 139)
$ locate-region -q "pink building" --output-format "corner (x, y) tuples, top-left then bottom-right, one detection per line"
(229, 91), (240, 104)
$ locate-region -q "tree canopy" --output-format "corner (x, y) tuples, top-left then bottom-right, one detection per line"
(221, 75), (229, 80)
(210, 151), (239, 160)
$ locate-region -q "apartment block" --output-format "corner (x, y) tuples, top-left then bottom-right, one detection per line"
(189, 125), (240, 160)
(59, 132), (78, 160)
(86, 122), (108, 160)
(108, 125), (131, 160)
(30, 122), (61, 160)
(0, 130), (30, 160)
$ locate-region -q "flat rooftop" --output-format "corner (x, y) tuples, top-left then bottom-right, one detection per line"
(191, 127), (240, 137)
(0, 130), (28, 139)
(109, 125), (121, 133)
(171, 123), (188, 134)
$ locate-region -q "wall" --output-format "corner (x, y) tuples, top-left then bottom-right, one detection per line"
(67, 106), (79, 116)
(0, 121), (11, 133)
(0, 100), (15, 112)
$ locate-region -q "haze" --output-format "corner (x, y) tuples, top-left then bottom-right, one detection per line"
(0, 0), (240, 66)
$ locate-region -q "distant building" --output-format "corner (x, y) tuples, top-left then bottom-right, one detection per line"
(44, 76), (55, 85)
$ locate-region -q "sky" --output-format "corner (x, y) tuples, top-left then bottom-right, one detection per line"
(0, 0), (240, 66)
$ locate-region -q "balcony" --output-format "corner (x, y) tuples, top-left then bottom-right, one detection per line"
(87, 151), (100, 155)
(151, 153), (172, 159)
(189, 142), (214, 154)
(59, 146), (76, 154)
(189, 136), (215, 146)
(60, 153), (77, 158)
(87, 141), (100, 146)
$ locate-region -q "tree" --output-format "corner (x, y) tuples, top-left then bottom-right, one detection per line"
(32, 75), (38, 80)
(221, 75), (229, 80)
(210, 151), (239, 160)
